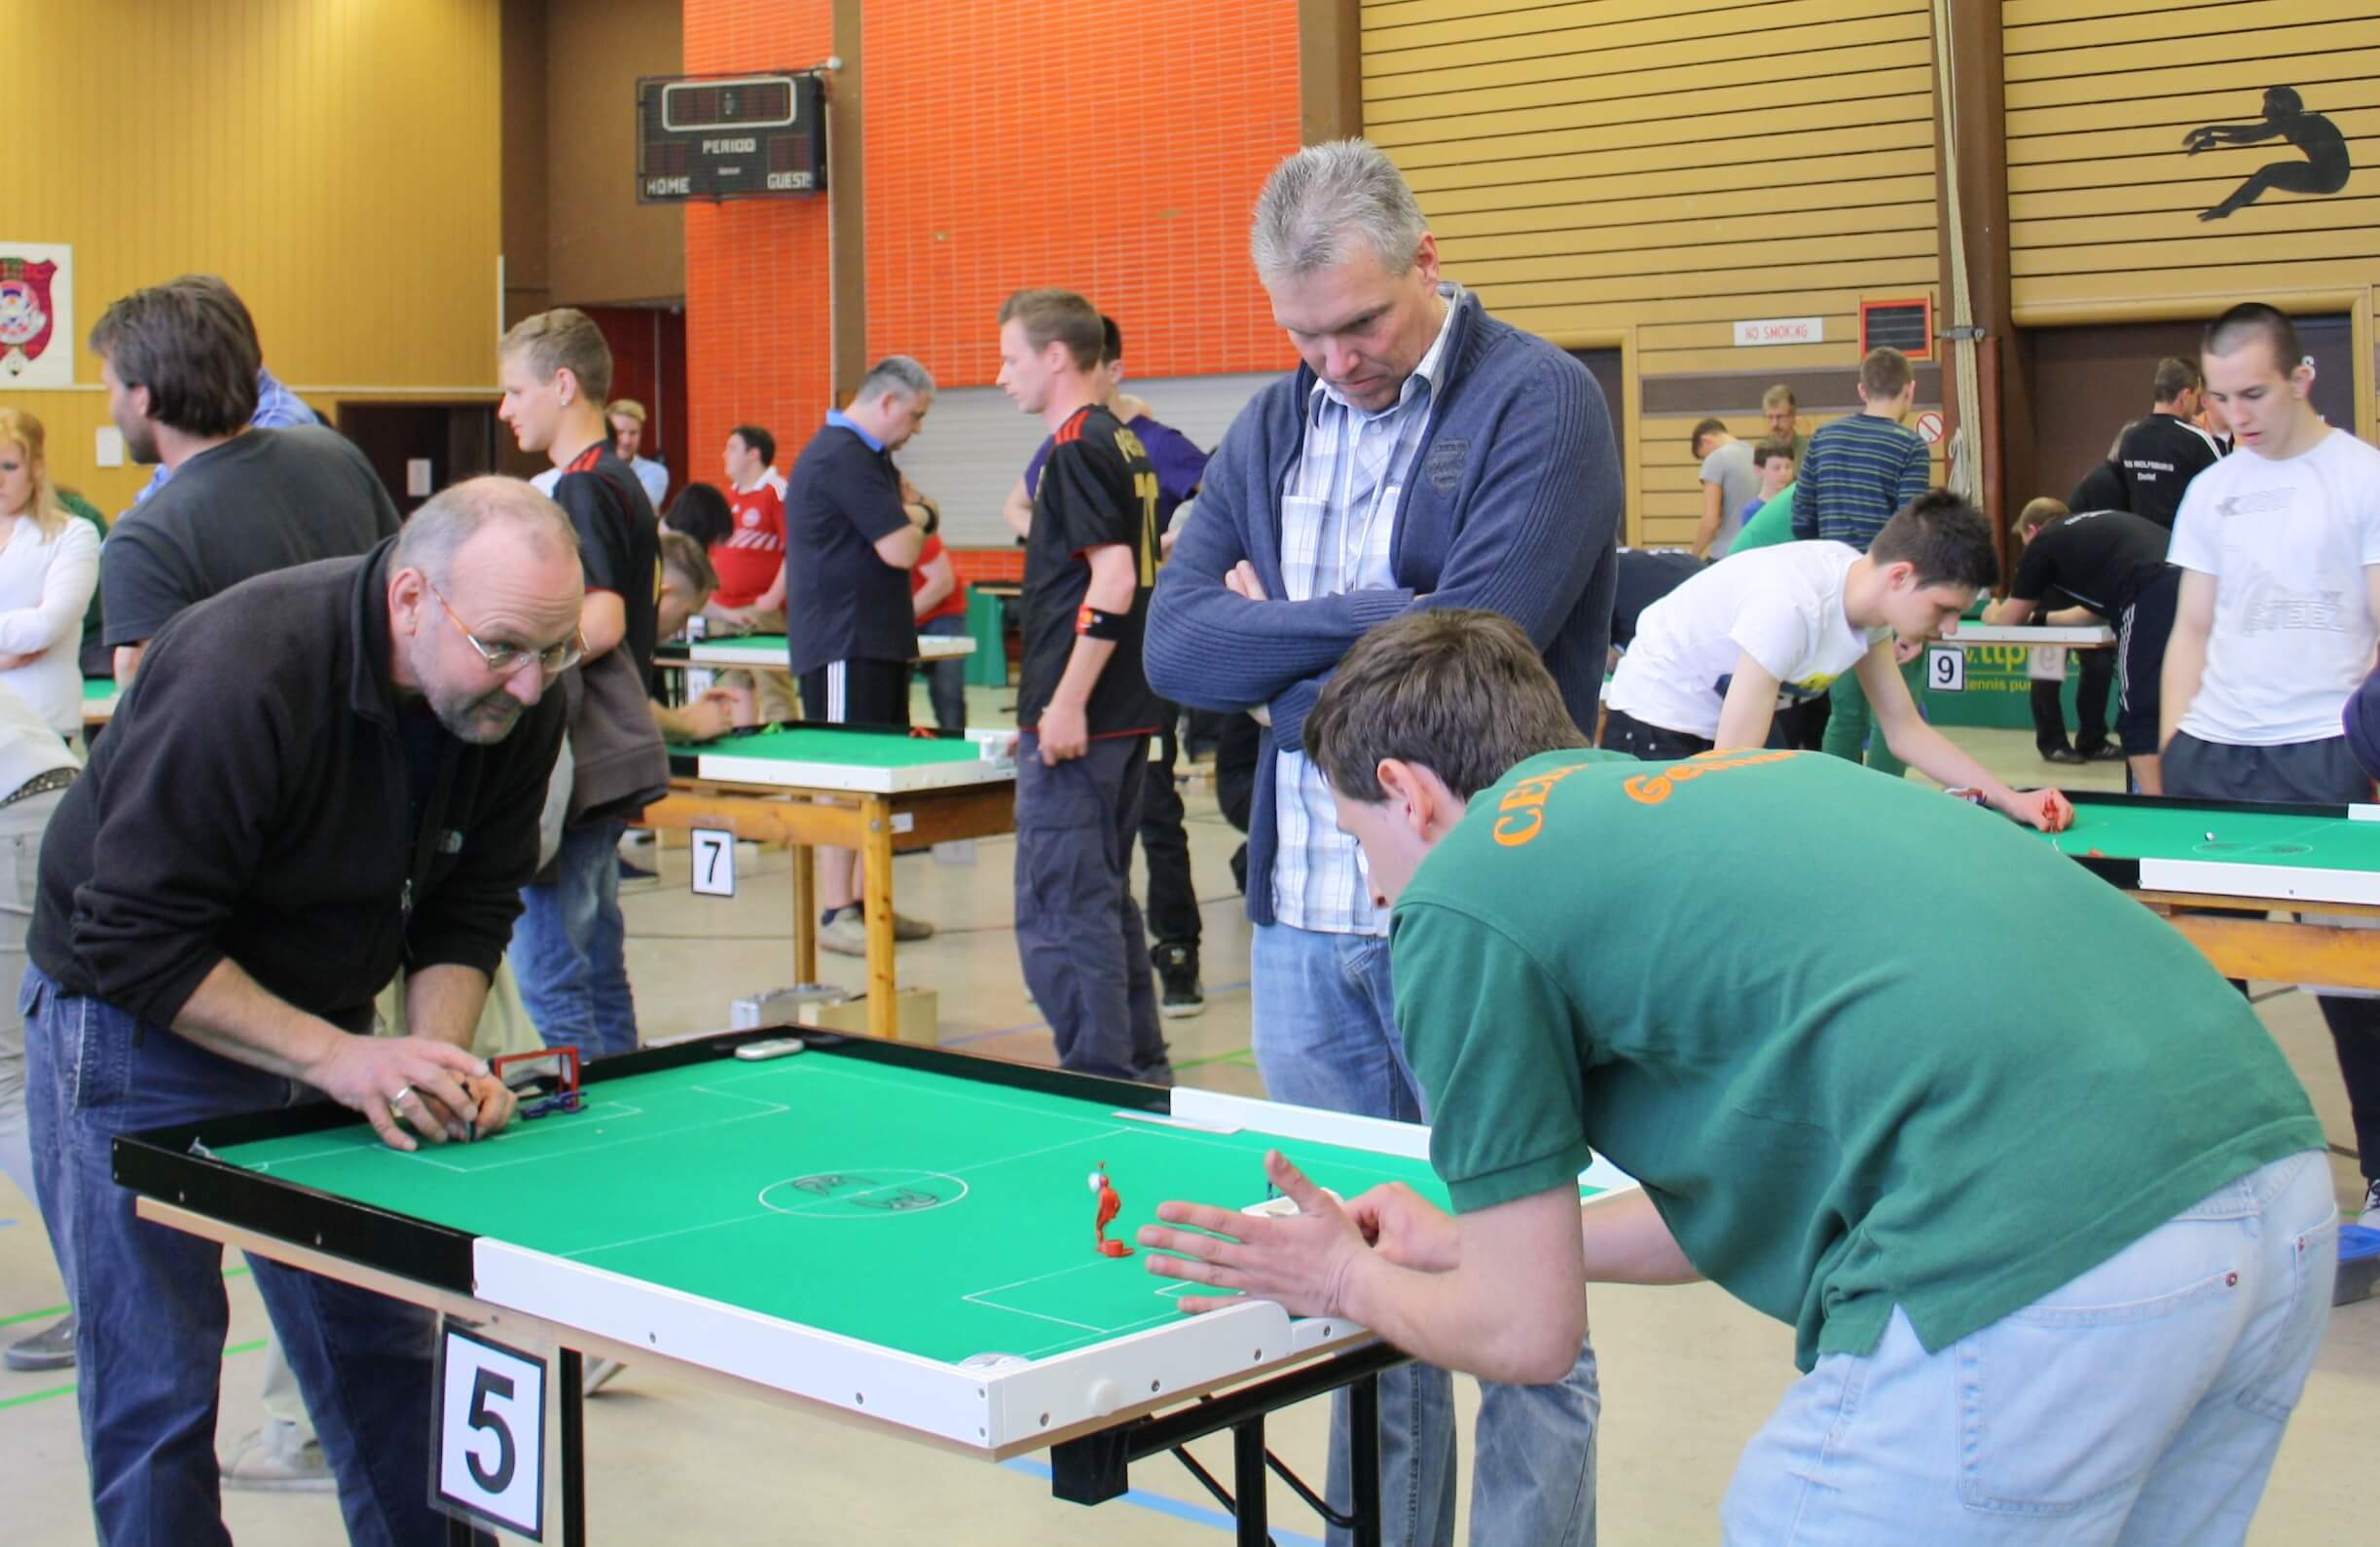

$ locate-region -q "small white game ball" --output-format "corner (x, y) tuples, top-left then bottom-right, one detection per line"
(1087, 1171), (1105, 1193)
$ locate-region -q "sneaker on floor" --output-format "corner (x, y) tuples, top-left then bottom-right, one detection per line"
(819, 906), (870, 957)
(4, 1311), (75, 1372)
(220, 1418), (334, 1493)
(583, 1356), (626, 1397)
(2362, 1178), (2380, 1230)
(1153, 944), (1204, 1019)
(2040, 747), (2087, 765)
(2084, 743), (2127, 762)
(891, 909), (936, 942)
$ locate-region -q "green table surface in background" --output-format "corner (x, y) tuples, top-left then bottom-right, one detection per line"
(2042, 799), (2380, 874)
(212, 1056), (1458, 1366)
(684, 724), (995, 771)
(83, 678), (114, 701)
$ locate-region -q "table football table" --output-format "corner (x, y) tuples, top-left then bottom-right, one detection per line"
(637, 722), (1017, 1040)
(2035, 791), (2380, 989)
(116, 1029), (1638, 1544)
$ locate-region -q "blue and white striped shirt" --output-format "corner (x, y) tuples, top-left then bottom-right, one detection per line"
(1270, 283), (1461, 936)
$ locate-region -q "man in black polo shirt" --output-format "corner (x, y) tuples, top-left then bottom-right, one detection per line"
(22, 477), (579, 1546)
(92, 276), (400, 683)
(1984, 501), (2182, 792)
(2112, 356), (2224, 530)
(784, 355), (937, 955)
(998, 288), (1170, 1083)
(497, 308), (664, 1058)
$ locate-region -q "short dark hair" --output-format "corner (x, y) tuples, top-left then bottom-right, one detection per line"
(88, 276), (262, 437)
(1304, 609), (1587, 804)
(2204, 302), (2303, 377)
(663, 481), (735, 549)
(1750, 437), (1793, 469)
(1859, 347), (1913, 399)
(659, 530), (718, 595)
(1100, 314), (1122, 366)
(1868, 489), (1998, 591)
(1689, 417), (1728, 456)
(728, 424), (776, 466)
(2150, 356), (2201, 404)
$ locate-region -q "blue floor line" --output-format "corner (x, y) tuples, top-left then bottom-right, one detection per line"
(1001, 1456), (1325, 1545)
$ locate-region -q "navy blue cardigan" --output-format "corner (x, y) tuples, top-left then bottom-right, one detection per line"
(1146, 290), (1621, 926)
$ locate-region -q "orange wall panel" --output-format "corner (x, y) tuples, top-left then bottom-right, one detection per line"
(682, 1), (834, 480)
(862, 1), (1303, 387)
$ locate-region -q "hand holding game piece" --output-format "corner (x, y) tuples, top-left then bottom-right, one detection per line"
(1998, 787), (2072, 832)
(309, 1033), (490, 1152)
(1141, 1150), (1370, 1317)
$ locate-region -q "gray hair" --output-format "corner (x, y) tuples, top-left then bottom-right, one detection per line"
(1250, 139), (1428, 283)
(392, 475), (579, 587)
(856, 354), (935, 404)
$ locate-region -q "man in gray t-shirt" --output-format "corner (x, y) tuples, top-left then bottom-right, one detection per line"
(1691, 417), (1763, 559)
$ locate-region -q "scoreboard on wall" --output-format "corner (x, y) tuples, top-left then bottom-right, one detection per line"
(637, 72), (825, 203)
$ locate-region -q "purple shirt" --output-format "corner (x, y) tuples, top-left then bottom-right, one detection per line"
(1025, 411), (1208, 532)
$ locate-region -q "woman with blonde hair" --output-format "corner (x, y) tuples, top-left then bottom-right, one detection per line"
(0, 408), (99, 739)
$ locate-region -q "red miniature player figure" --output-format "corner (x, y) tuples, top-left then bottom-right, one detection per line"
(1090, 1163), (1132, 1258)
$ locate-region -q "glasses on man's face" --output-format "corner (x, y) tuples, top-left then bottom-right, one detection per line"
(425, 578), (585, 677)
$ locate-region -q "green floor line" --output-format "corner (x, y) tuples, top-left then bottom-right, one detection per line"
(1, 1265), (250, 1329)
(0, 1339), (266, 1413)
(1172, 1047), (1258, 1072)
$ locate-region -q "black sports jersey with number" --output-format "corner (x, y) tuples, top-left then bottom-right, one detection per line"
(2009, 508), (2175, 617)
(1016, 404), (1162, 736)
(2113, 413), (2222, 531)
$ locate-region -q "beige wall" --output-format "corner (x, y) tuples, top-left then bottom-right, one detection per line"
(546, 0), (686, 307)
(1, 0), (503, 515)
(1361, 0), (1945, 544)
(2004, 0), (2376, 440)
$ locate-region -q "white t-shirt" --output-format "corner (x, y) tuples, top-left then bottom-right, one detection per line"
(2168, 427), (2380, 746)
(1605, 540), (1886, 739)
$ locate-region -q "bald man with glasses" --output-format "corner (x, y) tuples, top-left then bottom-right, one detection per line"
(21, 477), (580, 1546)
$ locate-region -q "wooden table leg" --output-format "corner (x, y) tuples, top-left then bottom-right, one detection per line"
(789, 843), (818, 984)
(860, 797), (898, 1039)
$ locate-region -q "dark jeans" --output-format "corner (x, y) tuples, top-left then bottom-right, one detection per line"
(2164, 732), (2380, 1182)
(919, 612), (969, 733)
(1138, 716), (1199, 953)
(21, 964), (484, 1546)
(1213, 713), (1263, 896)
(1014, 732), (1170, 1083)
(1597, 708), (1714, 761)
(2032, 647), (2115, 756)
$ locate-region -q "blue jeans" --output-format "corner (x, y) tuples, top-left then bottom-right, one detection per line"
(1721, 1149), (2335, 1545)
(1250, 922), (1599, 1547)
(512, 816), (638, 1059)
(20, 964), (486, 1546)
(919, 612), (969, 732)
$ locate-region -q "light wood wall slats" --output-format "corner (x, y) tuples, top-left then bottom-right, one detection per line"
(2004, 0), (2380, 360)
(1429, 174), (1940, 239)
(4, 0), (503, 514)
(1371, 18), (1922, 105)
(1362, 0), (1921, 69)
(1364, 0), (1939, 541)
(1366, 37), (1929, 119)
(1369, 65), (1936, 147)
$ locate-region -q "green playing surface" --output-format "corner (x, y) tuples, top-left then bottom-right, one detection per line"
(689, 632), (791, 658)
(83, 678), (114, 702)
(2042, 798), (2380, 874)
(685, 724), (993, 770)
(212, 1056), (1471, 1366)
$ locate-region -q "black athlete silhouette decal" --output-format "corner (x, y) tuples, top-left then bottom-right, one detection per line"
(2183, 86), (2351, 221)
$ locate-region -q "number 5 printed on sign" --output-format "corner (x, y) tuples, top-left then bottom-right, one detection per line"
(435, 1322), (549, 1538)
